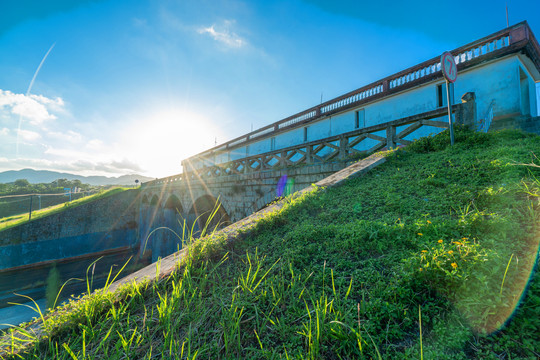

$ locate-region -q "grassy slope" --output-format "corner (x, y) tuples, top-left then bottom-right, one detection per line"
(2, 127), (540, 359)
(0, 188), (129, 232)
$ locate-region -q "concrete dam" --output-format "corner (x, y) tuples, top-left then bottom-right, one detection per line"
(0, 21), (539, 327)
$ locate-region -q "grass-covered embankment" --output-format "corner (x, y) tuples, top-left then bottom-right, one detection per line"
(0, 188), (129, 232)
(2, 127), (539, 359)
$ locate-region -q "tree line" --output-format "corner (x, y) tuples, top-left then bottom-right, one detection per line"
(0, 178), (96, 196)
(0, 179), (99, 219)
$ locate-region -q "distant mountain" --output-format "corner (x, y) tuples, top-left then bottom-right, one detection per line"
(0, 169), (155, 186)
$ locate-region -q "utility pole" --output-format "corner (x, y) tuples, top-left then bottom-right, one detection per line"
(506, 3), (509, 28)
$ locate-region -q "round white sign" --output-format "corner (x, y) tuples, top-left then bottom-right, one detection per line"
(441, 52), (457, 83)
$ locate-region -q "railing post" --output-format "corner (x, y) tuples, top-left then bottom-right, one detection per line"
(306, 145), (313, 164)
(386, 125), (396, 149)
(457, 92), (476, 128)
(509, 25), (528, 44)
(339, 135), (348, 160)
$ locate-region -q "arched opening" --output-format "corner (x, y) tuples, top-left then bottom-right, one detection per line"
(139, 194), (162, 261)
(163, 194), (183, 213)
(157, 194), (184, 258)
(163, 194), (184, 234)
(188, 195), (230, 237)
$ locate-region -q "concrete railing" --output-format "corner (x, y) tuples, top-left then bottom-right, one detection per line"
(182, 104), (474, 180)
(142, 100), (474, 188)
(182, 21), (537, 170)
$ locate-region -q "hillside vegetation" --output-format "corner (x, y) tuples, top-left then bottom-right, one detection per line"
(1, 127), (539, 359)
(0, 187), (129, 232)
(0, 179), (97, 219)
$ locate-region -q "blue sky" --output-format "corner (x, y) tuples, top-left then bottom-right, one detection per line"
(1, 0), (539, 178)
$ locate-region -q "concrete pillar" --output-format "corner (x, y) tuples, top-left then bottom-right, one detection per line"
(280, 151), (287, 167)
(243, 160), (251, 174)
(306, 145), (313, 164)
(386, 126), (396, 149)
(458, 92), (476, 127)
(339, 135), (348, 160)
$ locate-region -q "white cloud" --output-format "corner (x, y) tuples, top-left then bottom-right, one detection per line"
(44, 146), (90, 159)
(0, 89), (65, 125)
(18, 129), (41, 141)
(66, 158), (143, 174)
(96, 159), (144, 173)
(47, 129), (83, 143)
(198, 20), (247, 49)
(0, 156), (143, 177)
(0, 128), (8, 136)
(86, 139), (104, 150)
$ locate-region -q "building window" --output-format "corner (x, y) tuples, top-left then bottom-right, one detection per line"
(270, 137), (276, 151)
(436, 83), (447, 108)
(303, 127), (308, 142)
(355, 109), (365, 129)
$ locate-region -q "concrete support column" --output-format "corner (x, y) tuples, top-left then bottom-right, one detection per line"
(457, 92), (476, 127)
(339, 135), (348, 160)
(243, 160), (251, 174)
(280, 151), (287, 167)
(306, 145), (313, 164)
(386, 126), (396, 149)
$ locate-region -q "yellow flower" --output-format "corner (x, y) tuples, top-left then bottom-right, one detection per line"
(461, 237), (468, 240)
(452, 241), (462, 246)
(448, 250), (454, 254)
(418, 233), (423, 236)
(438, 239), (443, 243)
(451, 262), (458, 269)
(427, 220), (431, 224)
(421, 250), (427, 253)
(419, 268), (423, 272)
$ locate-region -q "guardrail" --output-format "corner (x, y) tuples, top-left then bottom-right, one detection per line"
(183, 21), (536, 169)
(141, 102), (472, 188)
(477, 100), (495, 133)
(182, 105), (470, 179)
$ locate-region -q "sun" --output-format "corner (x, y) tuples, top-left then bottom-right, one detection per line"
(124, 107), (224, 178)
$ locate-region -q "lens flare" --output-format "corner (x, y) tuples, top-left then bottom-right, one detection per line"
(276, 175), (295, 197)
(455, 233), (540, 334)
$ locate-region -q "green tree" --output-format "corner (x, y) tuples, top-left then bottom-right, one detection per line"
(14, 179), (30, 187)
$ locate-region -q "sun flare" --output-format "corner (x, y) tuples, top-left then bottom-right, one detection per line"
(124, 108), (224, 178)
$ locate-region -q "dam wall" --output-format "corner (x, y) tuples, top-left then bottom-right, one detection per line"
(0, 189), (140, 270)
(0, 189), (142, 310)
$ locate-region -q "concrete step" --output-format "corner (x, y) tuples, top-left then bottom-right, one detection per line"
(489, 115), (538, 132)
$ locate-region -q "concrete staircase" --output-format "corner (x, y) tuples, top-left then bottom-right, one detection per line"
(490, 115), (540, 134)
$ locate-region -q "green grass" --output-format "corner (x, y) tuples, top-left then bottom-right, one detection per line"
(1, 127), (539, 359)
(0, 188), (130, 232)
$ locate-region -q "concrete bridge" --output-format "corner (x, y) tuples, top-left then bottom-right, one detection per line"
(139, 102), (475, 261)
(0, 22), (538, 321)
(139, 21), (539, 262)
